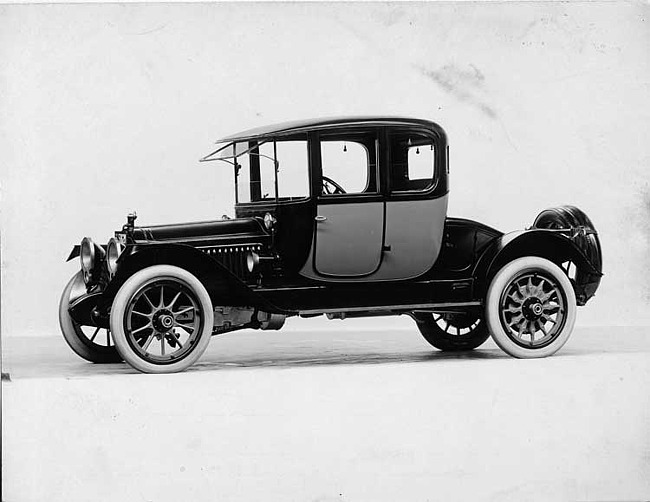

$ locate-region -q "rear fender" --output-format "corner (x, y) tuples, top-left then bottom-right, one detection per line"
(104, 243), (279, 311)
(474, 230), (602, 305)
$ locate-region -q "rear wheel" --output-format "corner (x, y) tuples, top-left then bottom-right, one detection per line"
(412, 312), (490, 351)
(486, 256), (576, 358)
(110, 265), (214, 373)
(58, 272), (122, 363)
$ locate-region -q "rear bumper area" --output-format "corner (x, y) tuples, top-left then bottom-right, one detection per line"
(575, 273), (602, 306)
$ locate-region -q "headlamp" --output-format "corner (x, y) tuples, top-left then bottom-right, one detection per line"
(80, 237), (95, 272)
(80, 237), (96, 284)
(106, 237), (123, 277)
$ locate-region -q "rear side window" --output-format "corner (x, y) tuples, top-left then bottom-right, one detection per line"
(389, 132), (435, 193)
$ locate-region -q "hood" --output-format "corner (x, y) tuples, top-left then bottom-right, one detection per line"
(132, 218), (268, 245)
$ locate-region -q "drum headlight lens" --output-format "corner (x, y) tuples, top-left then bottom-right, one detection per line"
(80, 237), (95, 272)
(107, 238), (123, 277)
(80, 237), (95, 284)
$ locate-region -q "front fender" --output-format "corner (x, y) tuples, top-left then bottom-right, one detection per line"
(473, 229), (603, 305)
(104, 243), (282, 312)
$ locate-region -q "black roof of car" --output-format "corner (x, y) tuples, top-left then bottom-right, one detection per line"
(217, 116), (445, 143)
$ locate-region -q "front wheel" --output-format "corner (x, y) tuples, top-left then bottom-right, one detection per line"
(110, 265), (214, 373)
(411, 312), (490, 351)
(486, 257), (576, 358)
(59, 272), (122, 363)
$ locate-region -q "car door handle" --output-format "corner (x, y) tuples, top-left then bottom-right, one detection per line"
(315, 216), (327, 222)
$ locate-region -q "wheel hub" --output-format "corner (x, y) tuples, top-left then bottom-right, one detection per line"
(152, 309), (174, 333)
(499, 270), (567, 349)
(522, 298), (544, 321)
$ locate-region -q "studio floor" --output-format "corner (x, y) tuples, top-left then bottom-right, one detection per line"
(3, 325), (650, 502)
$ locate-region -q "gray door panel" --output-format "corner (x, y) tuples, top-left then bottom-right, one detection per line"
(299, 196), (447, 282)
(313, 202), (384, 277)
(378, 195), (448, 280)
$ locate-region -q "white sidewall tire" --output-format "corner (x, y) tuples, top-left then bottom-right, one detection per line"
(486, 257), (577, 359)
(59, 272), (122, 363)
(110, 265), (214, 373)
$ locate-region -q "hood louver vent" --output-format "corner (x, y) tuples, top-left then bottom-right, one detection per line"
(199, 244), (263, 283)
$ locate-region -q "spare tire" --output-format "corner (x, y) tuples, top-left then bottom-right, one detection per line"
(533, 205), (602, 275)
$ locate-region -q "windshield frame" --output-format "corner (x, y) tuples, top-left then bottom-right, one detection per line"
(202, 135), (318, 204)
(201, 139), (280, 204)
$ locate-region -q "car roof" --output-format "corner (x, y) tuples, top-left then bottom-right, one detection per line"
(216, 116), (445, 143)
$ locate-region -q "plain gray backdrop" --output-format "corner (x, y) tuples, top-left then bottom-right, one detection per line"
(1, 2), (649, 337)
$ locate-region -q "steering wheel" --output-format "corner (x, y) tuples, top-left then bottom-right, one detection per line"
(322, 176), (346, 195)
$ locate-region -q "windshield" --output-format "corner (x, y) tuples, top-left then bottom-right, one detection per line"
(201, 138), (309, 203)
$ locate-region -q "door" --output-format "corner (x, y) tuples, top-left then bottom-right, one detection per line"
(313, 133), (384, 277)
(314, 201), (384, 276)
(379, 129), (446, 280)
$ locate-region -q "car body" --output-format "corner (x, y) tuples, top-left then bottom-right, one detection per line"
(60, 116), (603, 373)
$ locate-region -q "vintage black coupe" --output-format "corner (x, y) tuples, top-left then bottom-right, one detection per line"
(60, 117), (602, 373)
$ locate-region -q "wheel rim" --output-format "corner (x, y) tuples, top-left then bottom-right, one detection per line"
(498, 270), (567, 348)
(76, 325), (114, 350)
(433, 313), (481, 337)
(124, 277), (204, 364)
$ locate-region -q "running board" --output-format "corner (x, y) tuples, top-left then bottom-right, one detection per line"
(298, 301), (482, 317)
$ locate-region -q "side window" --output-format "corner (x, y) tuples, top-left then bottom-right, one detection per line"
(276, 141), (309, 199)
(320, 134), (378, 196)
(257, 142), (277, 200)
(389, 132), (435, 193)
(259, 140), (309, 200)
(235, 143), (252, 203)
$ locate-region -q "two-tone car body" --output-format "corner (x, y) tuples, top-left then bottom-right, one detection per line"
(60, 117), (602, 372)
